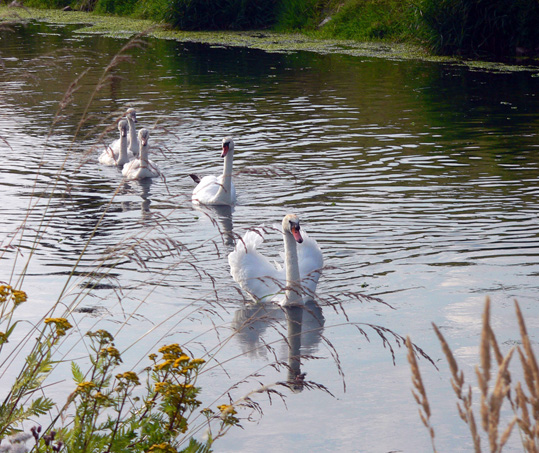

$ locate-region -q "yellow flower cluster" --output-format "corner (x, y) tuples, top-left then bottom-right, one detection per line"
(154, 382), (168, 393)
(87, 329), (114, 342)
(217, 404), (237, 415)
(76, 381), (96, 392)
(148, 442), (177, 453)
(154, 382), (194, 397)
(0, 285), (27, 306)
(158, 343), (183, 355)
(152, 344), (206, 373)
(44, 317), (73, 336)
(116, 371), (140, 385)
(92, 391), (110, 403)
(100, 346), (121, 360)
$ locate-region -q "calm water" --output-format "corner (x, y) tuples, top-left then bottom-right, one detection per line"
(1, 21), (539, 452)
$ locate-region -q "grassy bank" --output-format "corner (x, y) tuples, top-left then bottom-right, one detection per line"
(9, 0), (539, 59)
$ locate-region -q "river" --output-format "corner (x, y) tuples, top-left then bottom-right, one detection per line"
(1, 19), (539, 452)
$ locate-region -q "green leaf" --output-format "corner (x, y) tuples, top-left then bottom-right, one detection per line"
(71, 361), (85, 384)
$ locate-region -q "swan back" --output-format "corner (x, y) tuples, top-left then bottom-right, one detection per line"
(122, 128), (161, 180)
(229, 215), (323, 306)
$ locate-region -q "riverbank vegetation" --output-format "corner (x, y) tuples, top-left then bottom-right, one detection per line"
(11, 0), (539, 59)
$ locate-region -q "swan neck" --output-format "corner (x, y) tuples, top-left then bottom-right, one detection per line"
(128, 119), (138, 154)
(119, 134), (128, 160)
(140, 144), (148, 163)
(283, 231), (302, 306)
(217, 151), (233, 197)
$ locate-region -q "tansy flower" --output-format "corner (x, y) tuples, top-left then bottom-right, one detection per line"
(12, 290), (27, 306)
(44, 318), (73, 336)
(116, 371), (140, 385)
(154, 382), (168, 393)
(76, 381), (96, 392)
(217, 404), (237, 415)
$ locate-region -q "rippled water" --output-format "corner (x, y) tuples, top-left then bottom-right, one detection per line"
(1, 20), (539, 452)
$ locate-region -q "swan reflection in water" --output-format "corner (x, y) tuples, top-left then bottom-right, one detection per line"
(193, 203), (235, 246)
(119, 177), (152, 216)
(232, 300), (325, 392)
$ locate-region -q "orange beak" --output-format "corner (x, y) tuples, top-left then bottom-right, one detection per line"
(221, 142), (229, 158)
(291, 226), (303, 243)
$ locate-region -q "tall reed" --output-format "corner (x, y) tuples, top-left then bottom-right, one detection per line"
(407, 297), (539, 451)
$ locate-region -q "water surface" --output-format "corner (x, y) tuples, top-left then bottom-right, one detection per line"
(1, 21), (539, 452)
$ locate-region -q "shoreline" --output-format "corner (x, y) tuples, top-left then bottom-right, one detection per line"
(2, 6), (539, 73)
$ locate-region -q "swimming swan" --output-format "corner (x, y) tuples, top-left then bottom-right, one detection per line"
(109, 108), (139, 157)
(122, 129), (161, 180)
(228, 214), (323, 306)
(191, 137), (236, 206)
(99, 119), (133, 167)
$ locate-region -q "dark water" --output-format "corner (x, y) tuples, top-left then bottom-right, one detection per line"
(1, 21), (539, 452)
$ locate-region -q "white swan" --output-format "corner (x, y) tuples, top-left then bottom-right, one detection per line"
(191, 137), (236, 206)
(109, 108), (139, 157)
(122, 129), (161, 180)
(228, 214), (323, 306)
(99, 119), (133, 167)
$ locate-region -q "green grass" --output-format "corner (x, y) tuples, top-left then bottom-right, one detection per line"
(6, 0), (539, 57)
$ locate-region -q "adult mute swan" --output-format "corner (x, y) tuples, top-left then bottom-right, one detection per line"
(122, 129), (161, 180)
(99, 119), (133, 167)
(228, 214), (323, 306)
(109, 108), (139, 157)
(191, 137), (236, 206)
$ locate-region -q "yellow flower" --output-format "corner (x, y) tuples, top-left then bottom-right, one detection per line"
(217, 404), (237, 415)
(155, 359), (173, 371)
(44, 318), (73, 336)
(148, 443), (177, 453)
(173, 355), (190, 368)
(0, 285), (11, 301)
(154, 382), (168, 393)
(76, 381), (96, 392)
(191, 358), (205, 365)
(12, 290), (27, 306)
(92, 392), (110, 403)
(116, 371), (140, 385)
(105, 346), (121, 359)
(158, 344), (183, 355)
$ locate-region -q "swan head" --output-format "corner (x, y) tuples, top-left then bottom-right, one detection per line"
(138, 128), (150, 147)
(282, 214), (303, 244)
(118, 119), (128, 137)
(126, 108), (137, 123)
(221, 136), (234, 158)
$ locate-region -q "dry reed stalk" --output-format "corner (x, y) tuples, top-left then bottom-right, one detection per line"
(477, 297), (492, 433)
(406, 336), (437, 452)
(487, 347), (516, 452)
(432, 323), (481, 451)
(513, 300), (539, 450)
